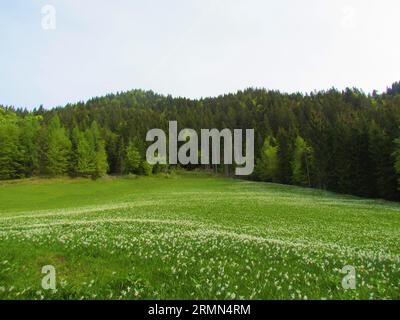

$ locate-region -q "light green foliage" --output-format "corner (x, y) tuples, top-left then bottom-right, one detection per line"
(152, 153), (169, 175)
(94, 144), (108, 178)
(46, 116), (72, 176)
(291, 136), (313, 187)
(0, 173), (399, 300)
(255, 136), (279, 181)
(125, 141), (141, 174)
(72, 122), (108, 179)
(140, 160), (153, 176)
(75, 130), (97, 177)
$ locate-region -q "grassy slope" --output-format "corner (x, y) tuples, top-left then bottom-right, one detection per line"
(0, 172), (399, 300)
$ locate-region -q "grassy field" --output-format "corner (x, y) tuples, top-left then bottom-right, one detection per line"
(0, 172), (399, 300)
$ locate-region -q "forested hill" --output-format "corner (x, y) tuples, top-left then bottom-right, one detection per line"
(2, 82), (400, 200)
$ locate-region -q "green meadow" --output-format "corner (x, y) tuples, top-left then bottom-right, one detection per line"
(0, 172), (399, 300)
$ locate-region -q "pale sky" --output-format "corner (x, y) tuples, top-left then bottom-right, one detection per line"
(1, 0), (399, 109)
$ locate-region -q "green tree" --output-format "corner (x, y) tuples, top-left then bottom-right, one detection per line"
(72, 122), (108, 178)
(291, 136), (313, 187)
(90, 121), (108, 178)
(75, 129), (96, 177)
(255, 136), (279, 182)
(0, 109), (21, 179)
(19, 115), (41, 176)
(393, 137), (400, 189)
(276, 128), (293, 184)
(125, 140), (141, 174)
(46, 116), (72, 176)
(140, 161), (153, 176)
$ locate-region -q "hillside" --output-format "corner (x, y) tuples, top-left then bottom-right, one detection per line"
(2, 84), (400, 200)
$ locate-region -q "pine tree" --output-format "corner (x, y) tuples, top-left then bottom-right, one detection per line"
(393, 137), (400, 190)
(369, 123), (398, 199)
(46, 116), (72, 176)
(90, 121), (108, 178)
(70, 126), (81, 176)
(291, 136), (313, 187)
(255, 136), (279, 182)
(94, 143), (108, 178)
(0, 109), (21, 179)
(75, 129), (96, 177)
(276, 128), (293, 184)
(19, 115), (41, 176)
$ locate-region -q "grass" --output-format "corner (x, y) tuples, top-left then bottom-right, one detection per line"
(0, 171), (399, 300)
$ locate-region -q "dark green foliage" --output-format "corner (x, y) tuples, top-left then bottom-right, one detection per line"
(276, 128), (293, 185)
(2, 81), (400, 200)
(71, 122), (108, 179)
(0, 109), (21, 179)
(19, 115), (41, 176)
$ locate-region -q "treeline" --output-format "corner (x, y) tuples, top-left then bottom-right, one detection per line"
(0, 112), (152, 180)
(2, 82), (400, 200)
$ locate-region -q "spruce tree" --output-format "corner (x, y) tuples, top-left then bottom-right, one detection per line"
(90, 121), (108, 178)
(393, 137), (400, 190)
(0, 109), (21, 179)
(19, 115), (41, 177)
(75, 129), (96, 177)
(46, 116), (72, 176)
(255, 136), (279, 182)
(276, 128), (293, 184)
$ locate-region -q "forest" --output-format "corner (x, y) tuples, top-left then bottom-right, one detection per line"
(2, 81), (400, 200)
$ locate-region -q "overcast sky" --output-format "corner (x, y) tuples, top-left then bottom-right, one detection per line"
(1, 0), (399, 109)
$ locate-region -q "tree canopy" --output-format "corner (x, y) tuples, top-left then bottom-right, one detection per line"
(2, 83), (400, 200)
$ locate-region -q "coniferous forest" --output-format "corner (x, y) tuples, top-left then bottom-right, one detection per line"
(2, 82), (400, 201)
